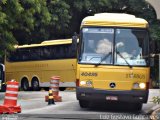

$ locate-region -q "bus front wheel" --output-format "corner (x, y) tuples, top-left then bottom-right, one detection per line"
(31, 78), (40, 91)
(21, 78), (29, 91)
(133, 103), (143, 111)
(79, 100), (89, 108)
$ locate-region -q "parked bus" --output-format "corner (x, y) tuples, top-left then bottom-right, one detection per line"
(5, 39), (77, 91)
(0, 64), (5, 92)
(73, 13), (150, 111)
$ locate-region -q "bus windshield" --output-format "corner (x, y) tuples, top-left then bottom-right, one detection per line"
(79, 27), (149, 66)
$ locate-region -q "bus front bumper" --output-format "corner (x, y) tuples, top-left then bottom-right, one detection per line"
(76, 87), (149, 103)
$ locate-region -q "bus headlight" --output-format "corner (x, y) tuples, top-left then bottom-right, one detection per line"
(80, 80), (92, 87)
(139, 83), (146, 89)
(133, 83), (146, 89)
(80, 81), (86, 86)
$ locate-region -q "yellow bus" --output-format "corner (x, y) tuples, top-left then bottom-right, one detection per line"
(73, 13), (150, 111)
(5, 39), (77, 91)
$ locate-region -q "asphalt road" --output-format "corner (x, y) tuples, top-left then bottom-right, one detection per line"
(0, 89), (160, 120)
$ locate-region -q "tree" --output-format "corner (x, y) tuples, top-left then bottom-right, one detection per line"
(0, 0), (52, 59)
(0, 0), (159, 59)
(66, 0), (156, 37)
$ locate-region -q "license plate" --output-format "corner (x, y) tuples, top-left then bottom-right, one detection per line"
(106, 96), (118, 101)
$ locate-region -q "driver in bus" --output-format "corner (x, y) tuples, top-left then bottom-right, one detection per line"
(116, 41), (141, 59)
(95, 38), (112, 55)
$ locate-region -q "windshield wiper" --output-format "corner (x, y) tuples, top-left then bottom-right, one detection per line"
(116, 51), (132, 68)
(95, 52), (112, 66)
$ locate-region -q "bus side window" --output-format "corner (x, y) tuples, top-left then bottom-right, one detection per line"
(69, 44), (76, 58)
(58, 46), (64, 59)
(66, 44), (76, 58)
(20, 49), (30, 61)
(41, 46), (50, 60)
(64, 45), (69, 58)
(50, 46), (56, 59)
(8, 49), (21, 62)
(30, 47), (41, 60)
(16, 50), (21, 61)
(8, 51), (16, 62)
(54, 46), (59, 59)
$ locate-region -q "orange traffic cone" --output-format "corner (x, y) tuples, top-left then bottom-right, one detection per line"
(50, 76), (62, 102)
(0, 80), (21, 114)
(45, 76), (62, 102)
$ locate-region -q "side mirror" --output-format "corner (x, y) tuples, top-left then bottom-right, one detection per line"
(72, 33), (78, 51)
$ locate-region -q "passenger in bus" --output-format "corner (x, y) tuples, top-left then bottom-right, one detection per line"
(95, 38), (112, 55)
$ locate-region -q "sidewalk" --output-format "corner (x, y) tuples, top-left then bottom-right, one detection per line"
(147, 89), (160, 120)
(148, 89), (160, 101)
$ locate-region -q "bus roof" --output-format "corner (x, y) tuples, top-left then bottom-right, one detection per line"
(81, 13), (148, 28)
(15, 39), (72, 48)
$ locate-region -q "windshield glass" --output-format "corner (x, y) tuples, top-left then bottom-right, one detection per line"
(79, 27), (149, 66)
(115, 29), (149, 66)
(79, 28), (114, 64)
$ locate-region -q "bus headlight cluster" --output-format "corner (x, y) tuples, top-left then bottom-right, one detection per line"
(133, 83), (139, 89)
(133, 83), (146, 89)
(86, 80), (92, 87)
(80, 80), (92, 87)
(80, 81), (86, 86)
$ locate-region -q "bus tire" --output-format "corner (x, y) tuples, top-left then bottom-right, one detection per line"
(79, 100), (89, 108)
(43, 87), (49, 91)
(133, 103), (143, 111)
(31, 78), (40, 91)
(21, 78), (29, 91)
(59, 87), (66, 91)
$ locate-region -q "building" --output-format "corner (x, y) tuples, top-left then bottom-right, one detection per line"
(146, 0), (160, 19)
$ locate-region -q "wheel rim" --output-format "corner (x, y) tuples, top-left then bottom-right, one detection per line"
(22, 80), (28, 90)
(24, 84), (27, 90)
(33, 80), (39, 88)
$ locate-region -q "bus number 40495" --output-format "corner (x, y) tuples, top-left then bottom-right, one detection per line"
(126, 73), (145, 79)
